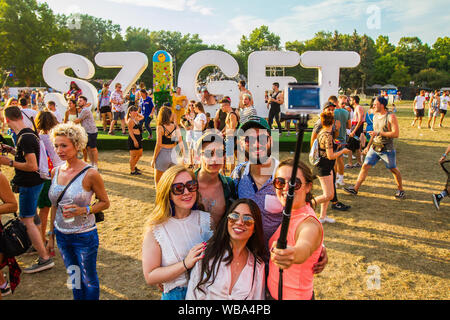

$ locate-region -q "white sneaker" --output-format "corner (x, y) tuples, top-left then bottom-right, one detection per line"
(319, 217), (336, 224)
(336, 176), (345, 186)
(352, 155), (356, 160)
(418, 126), (421, 129)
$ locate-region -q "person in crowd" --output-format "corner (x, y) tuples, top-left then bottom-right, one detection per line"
(232, 116), (328, 273)
(97, 86), (112, 132)
(151, 106), (184, 186)
(344, 96), (406, 199)
(36, 111), (64, 244)
(37, 90), (45, 110)
(0, 106), (53, 274)
(4, 98), (19, 143)
(334, 95), (351, 187)
(432, 145), (450, 210)
(186, 198), (265, 300)
(126, 84), (137, 107)
(364, 98), (376, 142)
(180, 101), (196, 168)
(346, 95), (365, 169)
(439, 90), (449, 128)
(73, 96), (99, 170)
(171, 87), (187, 126)
(135, 82), (147, 102)
(214, 97), (230, 133)
(310, 101), (351, 212)
(138, 89), (155, 140)
(239, 94), (257, 125)
(65, 81), (82, 101)
(267, 82), (284, 135)
(194, 131), (237, 227)
(46, 122), (110, 300)
(427, 90), (440, 131)
(142, 165), (213, 300)
(201, 88), (217, 106)
(64, 99), (79, 124)
(222, 98), (240, 175)
(46, 101), (63, 123)
(267, 158), (324, 300)
(0, 171), (19, 297)
(19, 98), (38, 131)
(314, 110), (352, 224)
(192, 102), (207, 166)
(30, 90), (37, 110)
(205, 113), (214, 130)
(126, 106), (144, 175)
(411, 90), (426, 129)
(238, 80), (253, 109)
(109, 83), (127, 135)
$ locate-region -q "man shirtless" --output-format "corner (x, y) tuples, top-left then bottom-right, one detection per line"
(238, 80), (253, 109)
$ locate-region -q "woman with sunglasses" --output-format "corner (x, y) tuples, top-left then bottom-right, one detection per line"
(186, 198), (265, 300)
(315, 111), (351, 224)
(142, 165), (213, 300)
(267, 158), (323, 300)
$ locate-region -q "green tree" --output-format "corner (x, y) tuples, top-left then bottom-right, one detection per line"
(375, 35), (395, 56)
(394, 37), (431, 76)
(414, 68), (450, 89)
(0, 0), (70, 86)
(389, 63), (410, 87)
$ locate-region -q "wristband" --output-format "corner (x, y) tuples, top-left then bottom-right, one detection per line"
(443, 154), (447, 158)
(182, 258), (189, 271)
(9, 160), (13, 167)
(47, 230), (54, 236)
(86, 205), (91, 215)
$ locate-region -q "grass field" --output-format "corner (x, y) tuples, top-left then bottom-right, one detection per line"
(1, 101), (449, 300)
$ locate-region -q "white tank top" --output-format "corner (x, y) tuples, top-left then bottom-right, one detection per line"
(152, 210), (213, 293)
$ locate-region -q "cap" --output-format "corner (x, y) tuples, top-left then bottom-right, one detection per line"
(323, 101), (336, 110)
(239, 116), (271, 133)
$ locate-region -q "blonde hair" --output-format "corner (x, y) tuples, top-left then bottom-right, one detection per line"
(50, 122), (88, 152)
(144, 165), (200, 233)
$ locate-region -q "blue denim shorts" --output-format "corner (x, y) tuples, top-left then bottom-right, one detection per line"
(364, 148), (397, 169)
(19, 183), (44, 218)
(161, 286), (187, 300)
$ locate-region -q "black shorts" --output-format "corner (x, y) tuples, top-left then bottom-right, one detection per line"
(348, 137), (360, 152)
(87, 132), (98, 149)
(440, 109), (447, 115)
(100, 105), (111, 114)
(315, 157), (336, 177)
(128, 134), (143, 150)
(415, 109), (425, 117)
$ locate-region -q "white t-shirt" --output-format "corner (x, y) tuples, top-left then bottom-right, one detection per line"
(21, 108), (38, 129)
(440, 96), (449, 110)
(414, 96), (426, 110)
(52, 110), (63, 123)
(194, 113), (207, 131)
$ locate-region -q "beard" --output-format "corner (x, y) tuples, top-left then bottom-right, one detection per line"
(245, 146), (272, 165)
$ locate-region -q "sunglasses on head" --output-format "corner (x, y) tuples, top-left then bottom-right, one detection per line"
(171, 180), (198, 195)
(273, 177), (303, 190)
(227, 212), (255, 226)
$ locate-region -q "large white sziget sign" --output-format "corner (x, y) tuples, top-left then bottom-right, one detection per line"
(42, 50), (360, 117)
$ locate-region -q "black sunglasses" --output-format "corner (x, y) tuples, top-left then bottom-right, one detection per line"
(273, 177), (302, 190)
(171, 180), (199, 195)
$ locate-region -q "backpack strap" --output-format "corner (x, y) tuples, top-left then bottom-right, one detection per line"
(21, 111), (38, 134)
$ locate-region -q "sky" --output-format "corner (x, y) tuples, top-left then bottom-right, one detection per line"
(39, 0), (450, 51)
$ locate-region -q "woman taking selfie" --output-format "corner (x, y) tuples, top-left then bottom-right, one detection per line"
(142, 165), (213, 300)
(267, 158), (324, 300)
(186, 198), (266, 300)
(46, 123), (110, 300)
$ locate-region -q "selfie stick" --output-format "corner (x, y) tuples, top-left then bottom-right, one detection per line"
(277, 114), (309, 301)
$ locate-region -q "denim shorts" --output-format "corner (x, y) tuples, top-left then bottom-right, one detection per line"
(161, 286), (187, 300)
(364, 148), (397, 169)
(19, 183), (44, 218)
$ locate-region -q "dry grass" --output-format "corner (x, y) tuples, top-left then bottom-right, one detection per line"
(1, 102), (449, 300)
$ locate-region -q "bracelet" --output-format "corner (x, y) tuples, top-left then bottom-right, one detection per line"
(86, 205), (91, 215)
(182, 258), (189, 271)
(9, 159), (13, 167)
(443, 154), (447, 158)
(47, 230), (54, 236)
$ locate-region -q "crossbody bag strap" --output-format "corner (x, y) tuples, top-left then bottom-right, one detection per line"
(21, 111), (38, 134)
(56, 166), (92, 206)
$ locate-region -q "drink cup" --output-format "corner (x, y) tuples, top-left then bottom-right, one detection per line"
(59, 199), (75, 223)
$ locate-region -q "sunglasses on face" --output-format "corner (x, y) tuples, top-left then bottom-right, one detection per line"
(273, 177), (303, 190)
(245, 135), (270, 146)
(227, 212), (255, 226)
(171, 180), (199, 195)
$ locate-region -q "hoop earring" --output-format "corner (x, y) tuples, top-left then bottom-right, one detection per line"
(77, 151), (83, 159)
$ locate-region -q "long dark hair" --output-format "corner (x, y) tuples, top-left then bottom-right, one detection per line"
(194, 198), (265, 295)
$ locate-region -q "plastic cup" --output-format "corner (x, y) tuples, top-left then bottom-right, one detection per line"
(59, 199), (75, 223)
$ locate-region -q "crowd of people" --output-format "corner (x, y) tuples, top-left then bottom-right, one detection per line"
(0, 79), (448, 301)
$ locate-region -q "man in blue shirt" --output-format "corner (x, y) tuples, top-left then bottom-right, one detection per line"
(139, 89), (155, 139)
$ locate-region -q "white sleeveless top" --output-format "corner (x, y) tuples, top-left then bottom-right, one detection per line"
(152, 210), (213, 293)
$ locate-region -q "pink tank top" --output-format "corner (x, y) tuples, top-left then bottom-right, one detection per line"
(267, 205), (324, 300)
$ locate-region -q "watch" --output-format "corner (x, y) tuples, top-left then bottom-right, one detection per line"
(9, 160), (13, 167)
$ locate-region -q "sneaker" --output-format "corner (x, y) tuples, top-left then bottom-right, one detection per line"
(353, 163), (362, 168)
(352, 155), (356, 160)
(344, 164), (353, 169)
(319, 217), (336, 224)
(24, 246), (37, 256)
(395, 190), (406, 199)
(432, 194), (442, 210)
(0, 279), (11, 297)
(108, 131), (114, 136)
(23, 257), (55, 274)
(331, 202), (351, 211)
(131, 170), (142, 175)
(135, 167), (142, 173)
(343, 154), (348, 158)
(336, 177), (345, 187)
(344, 186), (358, 195)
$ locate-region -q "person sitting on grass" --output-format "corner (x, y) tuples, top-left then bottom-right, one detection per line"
(432, 145), (450, 210)
(186, 198), (266, 300)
